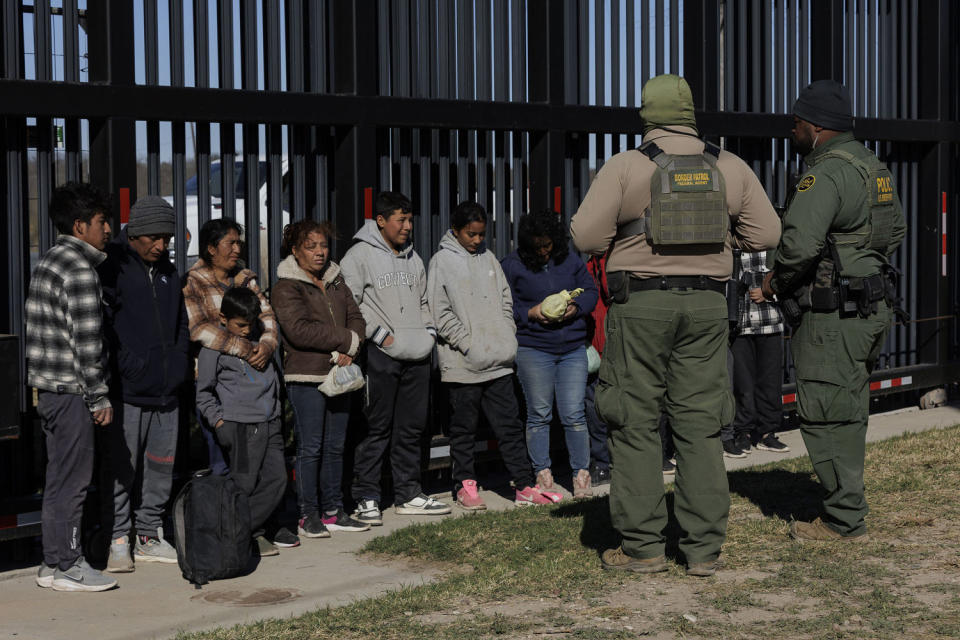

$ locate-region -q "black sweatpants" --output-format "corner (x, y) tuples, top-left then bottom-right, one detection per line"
(38, 392), (95, 570)
(447, 375), (535, 490)
(351, 345), (430, 506)
(215, 418), (286, 538)
(730, 333), (784, 439)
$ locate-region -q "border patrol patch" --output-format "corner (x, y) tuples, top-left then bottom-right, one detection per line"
(797, 175), (816, 192)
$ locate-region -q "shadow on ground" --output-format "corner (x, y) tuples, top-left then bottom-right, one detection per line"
(727, 468), (822, 521)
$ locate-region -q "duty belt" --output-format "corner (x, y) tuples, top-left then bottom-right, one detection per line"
(629, 275), (727, 295)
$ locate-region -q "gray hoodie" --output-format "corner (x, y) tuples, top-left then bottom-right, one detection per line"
(196, 347), (281, 425)
(427, 231), (518, 384)
(340, 219), (436, 362)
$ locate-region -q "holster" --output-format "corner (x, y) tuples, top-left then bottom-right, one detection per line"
(607, 270), (630, 304)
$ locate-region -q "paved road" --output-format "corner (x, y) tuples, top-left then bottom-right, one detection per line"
(1, 403), (957, 640)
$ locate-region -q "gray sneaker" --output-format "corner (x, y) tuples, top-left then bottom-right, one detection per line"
(51, 557), (118, 592)
(36, 564), (55, 588)
(134, 533), (178, 564)
(107, 535), (134, 573)
(394, 493), (452, 516)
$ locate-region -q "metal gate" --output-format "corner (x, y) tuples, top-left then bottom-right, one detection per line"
(1, 1), (958, 538)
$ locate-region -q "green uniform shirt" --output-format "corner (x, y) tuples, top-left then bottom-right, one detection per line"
(771, 132), (906, 294)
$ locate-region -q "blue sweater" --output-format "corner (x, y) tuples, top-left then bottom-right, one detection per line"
(500, 251), (598, 355)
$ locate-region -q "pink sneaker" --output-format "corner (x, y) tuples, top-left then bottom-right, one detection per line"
(456, 479), (487, 510)
(515, 486), (555, 506)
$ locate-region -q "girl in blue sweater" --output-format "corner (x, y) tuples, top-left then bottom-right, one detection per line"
(501, 211), (598, 498)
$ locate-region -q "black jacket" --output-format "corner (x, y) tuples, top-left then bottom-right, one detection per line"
(98, 230), (190, 408)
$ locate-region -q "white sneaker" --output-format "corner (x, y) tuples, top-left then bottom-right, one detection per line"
(394, 493), (452, 516)
(36, 564), (55, 588)
(51, 557), (118, 592)
(353, 499), (383, 526)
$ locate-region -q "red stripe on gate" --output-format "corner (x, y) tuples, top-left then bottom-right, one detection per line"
(553, 187), (562, 213)
(119, 188), (131, 224)
(364, 187), (374, 219)
(782, 393), (796, 405)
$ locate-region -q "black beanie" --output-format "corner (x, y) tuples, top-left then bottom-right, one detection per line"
(792, 80), (853, 131)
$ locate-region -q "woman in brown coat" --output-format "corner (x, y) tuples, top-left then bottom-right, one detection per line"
(272, 220), (367, 538)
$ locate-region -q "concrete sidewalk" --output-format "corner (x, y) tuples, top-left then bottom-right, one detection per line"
(2, 403), (958, 640)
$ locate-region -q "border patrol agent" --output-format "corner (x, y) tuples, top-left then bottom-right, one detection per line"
(762, 80), (905, 542)
(571, 74), (780, 576)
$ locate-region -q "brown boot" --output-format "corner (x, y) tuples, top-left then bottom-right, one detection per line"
(789, 518), (870, 543)
(573, 469), (592, 499)
(600, 547), (668, 573)
(686, 560), (719, 577)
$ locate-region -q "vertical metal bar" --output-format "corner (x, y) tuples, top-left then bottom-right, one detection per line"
(34, 0), (54, 250)
(867, 0), (876, 117)
(437, 0), (452, 98)
(724, 0), (733, 110)
(416, 0), (431, 98)
(144, 0), (160, 194)
(640, 0), (649, 83)
(286, 0), (306, 223)
(775, 0), (784, 113)
(595, 0), (604, 105)
(62, 0), (80, 182)
(392, 0), (410, 97)
(625, 0), (635, 106)
(737, 0), (746, 110)
(752, 0), (763, 112)
(240, 1), (260, 269)
(192, 0), (211, 232)
(670, 0), (679, 73)
(857, 0), (866, 115)
(477, 0), (492, 101)
(578, 0), (589, 105)
(218, 0), (236, 219)
(263, 0), (282, 282)
(172, 123), (187, 273)
(610, 0), (620, 105)
(655, 0), (664, 74)
(487, 129), (502, 256)
(457, 0), (475, 100)
(494, 0), (508, 101)
(787, 0), (796, 109)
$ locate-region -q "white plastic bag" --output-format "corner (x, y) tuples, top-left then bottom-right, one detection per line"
(586, 345), (601, 375)
(318, 351), (365, 397)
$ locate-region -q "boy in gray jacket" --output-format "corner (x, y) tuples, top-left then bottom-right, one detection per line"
(196, 287), (288, 557)
(341, 192), (451, 524)
(428, 202), (554, 509)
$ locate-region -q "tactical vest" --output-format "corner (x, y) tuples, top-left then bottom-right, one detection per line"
(821, 148), (898, 257)
(617, 141), (729, 246)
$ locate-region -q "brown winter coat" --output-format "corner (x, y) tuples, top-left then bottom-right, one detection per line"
(271, 255), (365, 383)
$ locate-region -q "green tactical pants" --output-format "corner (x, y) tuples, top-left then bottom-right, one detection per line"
(596, 289), (732, 564)
(792, 302), (891, 536)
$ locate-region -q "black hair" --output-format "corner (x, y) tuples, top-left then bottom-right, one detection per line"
(49, 182), (112, 235)
(375, 191), (413, 219)
(517, 210), (570, 272)
(451, 201), (488, 231)
(281, 219), (335, 257)
(220, 286), (260, 323)
(199, 218), (243, 266)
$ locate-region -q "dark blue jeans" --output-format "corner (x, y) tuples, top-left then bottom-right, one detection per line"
(287, 384), (351, 516)
(584, 375), (611, 471)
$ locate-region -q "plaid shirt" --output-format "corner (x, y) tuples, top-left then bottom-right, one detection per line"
(182, 262), (278, 358)
(734, 250), (783, 336)
(26, 234), (112, 411)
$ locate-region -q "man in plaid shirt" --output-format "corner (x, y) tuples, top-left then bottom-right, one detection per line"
(723, 249), (790, 458)
(26, 182), (118, 592)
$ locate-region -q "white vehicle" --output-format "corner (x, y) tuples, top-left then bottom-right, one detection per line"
(165, 158), (291, 271)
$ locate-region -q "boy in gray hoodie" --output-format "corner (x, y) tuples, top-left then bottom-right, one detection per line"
(340, 192), (451, 524)
(196, 287), (288, 556)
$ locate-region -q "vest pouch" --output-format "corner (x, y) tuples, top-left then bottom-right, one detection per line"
(644, 146), (729, 246)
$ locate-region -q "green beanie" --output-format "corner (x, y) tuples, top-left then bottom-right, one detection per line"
(639, 74), (698, 134)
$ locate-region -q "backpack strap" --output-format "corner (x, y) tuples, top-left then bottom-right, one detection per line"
(638, 142), (672, 169)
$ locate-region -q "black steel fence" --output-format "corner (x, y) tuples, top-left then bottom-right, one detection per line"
(1, 1), (958, 535)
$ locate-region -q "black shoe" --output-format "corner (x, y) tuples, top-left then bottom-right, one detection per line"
(590, 466), (611, 487)
(734, 433), (752, 453)
(272, 527), (301, 548)
(322, 508), (371, 532)
(756, 433), (790, 453)
(662, 459), (676, 475)
(298, 513), (331, 538)
(722, 439), (747, 459)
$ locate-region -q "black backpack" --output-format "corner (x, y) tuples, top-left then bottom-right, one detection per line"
(173, 470), (252, 586)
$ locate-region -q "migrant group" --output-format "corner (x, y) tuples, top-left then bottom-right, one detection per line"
(26, 74), (904, 591)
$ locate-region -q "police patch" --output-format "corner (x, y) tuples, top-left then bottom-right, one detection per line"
(797, 175), (816, 192)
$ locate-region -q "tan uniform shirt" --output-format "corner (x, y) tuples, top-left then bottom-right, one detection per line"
(571, 126), (781, 280)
